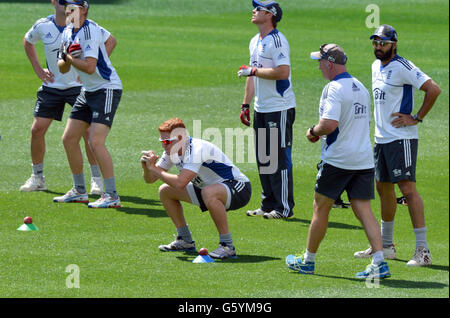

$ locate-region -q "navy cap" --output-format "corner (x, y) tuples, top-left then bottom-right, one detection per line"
(252, 0), (283, 23)
(370, 24), (397, 41)
(59, 0), (89, 9)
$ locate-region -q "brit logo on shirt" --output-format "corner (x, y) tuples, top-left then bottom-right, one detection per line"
(373, 88), (386, 100)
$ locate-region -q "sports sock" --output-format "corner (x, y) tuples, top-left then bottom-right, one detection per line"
(89, 165), (102, 178)
(381, 220), (394, 247)
(413, 227), (428, 249)
(72, 173), (86, 194)
(304, 249), (316, 263)
(372, 250), (385, 265)
(219, 233), (234, 248)
(32, 163), (44, 177)
(177, 225), (193, 243)
(104, 177), (118, 198)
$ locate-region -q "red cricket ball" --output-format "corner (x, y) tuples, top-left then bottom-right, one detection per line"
(198, 248), (208, 256)
(24, 216), (33, 224)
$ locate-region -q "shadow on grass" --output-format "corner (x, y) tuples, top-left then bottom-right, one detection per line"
(119, 195), (161, 206)
(391, 258), (449, 272)
(314, 273), (449, 289)
(312, 272), (448, 289)
(286, 217), (363, 230)
(176, 254), (281, 264)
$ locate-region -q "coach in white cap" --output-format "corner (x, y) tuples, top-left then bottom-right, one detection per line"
(286, 44), (391, 279)
(354, 25), (441, 267)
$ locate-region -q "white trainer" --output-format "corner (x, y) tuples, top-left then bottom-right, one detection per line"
(88, 193), (121, 208)
(246, 208), (266, 216)
(406, 247), (432, 266)
(90, 177), (104, 195)
(354, 245), (397, 260)
(20, 174), (46, 192)
(53, 188), (89, 203)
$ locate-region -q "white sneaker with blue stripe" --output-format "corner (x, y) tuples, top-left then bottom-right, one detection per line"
(88, 193), (121, 208)
(53, 188), (88, 203)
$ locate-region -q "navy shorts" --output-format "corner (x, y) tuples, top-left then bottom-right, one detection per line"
(187, 180), (252, 212)
(34, 86), (82, 121)
(70, 88), (122, 128)
(315, 162), (375, 201)
(374, 139), (418, 183)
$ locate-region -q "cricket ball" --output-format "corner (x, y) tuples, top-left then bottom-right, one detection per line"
(198, 248), (208, 256)
(24, 216), (33, 224)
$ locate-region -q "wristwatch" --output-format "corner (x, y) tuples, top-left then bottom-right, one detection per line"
(413, 114), (423, 123)
(309, 125), (318, 137)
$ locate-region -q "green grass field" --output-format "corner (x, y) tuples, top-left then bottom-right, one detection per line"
(0, 0), (448, 299)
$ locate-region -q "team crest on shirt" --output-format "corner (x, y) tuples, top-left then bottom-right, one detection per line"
(387, 70), (393, 79)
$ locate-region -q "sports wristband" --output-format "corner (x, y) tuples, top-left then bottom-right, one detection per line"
(413, 114), (422, 123)
(241, 104), (250, 109)
(309, 125), (318, 137)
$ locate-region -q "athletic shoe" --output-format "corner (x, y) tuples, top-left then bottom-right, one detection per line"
(406, 247), (432, 267)
(356, 261), (391, 279)
(285, 254), (315, 274)
(87, 193), (121, 208)
(90, 177), (103, 195)
(209, 242), (237, 259)
(354, 245), (397, 260)
(158, 235), (196, 252)
(53, 188), (88, 203)
(332, 198), (350, 209)
(397, 196), (408, 206)
(263, 210), (293, 219)
(246, 208), (266, 216)
(20, 174), (46, 192)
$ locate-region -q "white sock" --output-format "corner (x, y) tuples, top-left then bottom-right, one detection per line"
(413, 227), (428, 249)
(381, 220), (394, 247)
(372, 250), (384, 265)
(304, 250), (316, 263)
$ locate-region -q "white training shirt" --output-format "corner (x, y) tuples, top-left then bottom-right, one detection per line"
(62, 19), (122, 92)
(372, 55), (430, 144)
(249, 29), (296, 113)
(25, 15), (82, 90)
(319, 72), (374, 170)
(156, 137), (249, 188)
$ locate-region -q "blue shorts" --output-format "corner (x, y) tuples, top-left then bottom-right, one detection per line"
(70, 88), (122, 128)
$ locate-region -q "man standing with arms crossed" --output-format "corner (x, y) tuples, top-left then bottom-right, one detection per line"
(21, 0), (116, 195)
(238, 0), (296, 219)
(354, 25), (441, 266)
(286, 44), (390, 279)
(55, 0), (122, 208)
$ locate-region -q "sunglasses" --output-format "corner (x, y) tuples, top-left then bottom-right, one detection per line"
(372, 40), (395, 47)
(65, 4), (82, 12)
(255, 6), (274, 14)
(159, 137), (178, 145)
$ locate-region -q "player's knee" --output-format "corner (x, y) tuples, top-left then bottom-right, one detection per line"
(158, 183), (171, 199)
(201, 187), (220, 207)
(31, 123), (47, 138)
